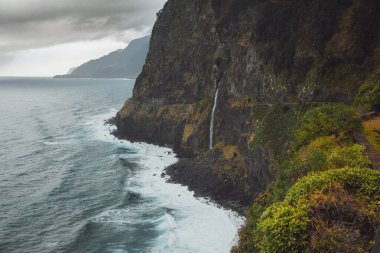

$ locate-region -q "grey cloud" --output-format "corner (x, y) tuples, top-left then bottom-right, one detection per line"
(0, 0), (166, 52)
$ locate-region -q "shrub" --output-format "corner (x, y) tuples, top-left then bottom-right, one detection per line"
(250, 104), (300, 158)
(239, 104), (371, 253)
(295, 104), (362, 147)
(299, 136), (338, 173)
(231, 204), (265, 253)
(255, 202), (310, 253)
(266, 159), (304, 203)
(285, 168), (380, 203)
(255, 168), (380, 253)
(308, 183), (378, 253)
(355, 80), (380, 111)
(328, 144), (370, 169)
(267, 136), (371, 203)
(300, 136), (371, 171)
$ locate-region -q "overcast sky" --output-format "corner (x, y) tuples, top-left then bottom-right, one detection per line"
(0, 0), (166, 76)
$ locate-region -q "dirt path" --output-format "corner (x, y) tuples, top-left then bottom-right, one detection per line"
(354, 133), (380, 170)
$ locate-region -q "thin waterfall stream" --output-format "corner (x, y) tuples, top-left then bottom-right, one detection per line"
(209, 89), (219, 149)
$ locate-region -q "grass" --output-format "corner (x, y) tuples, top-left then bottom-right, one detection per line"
(363, 116), (380, 153)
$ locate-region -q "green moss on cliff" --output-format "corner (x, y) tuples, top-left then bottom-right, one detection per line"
(250, 104), (301, 159)
(213, 142), (249, 184)
(355, 80), (380, 112)
(183, 72), (198, 86)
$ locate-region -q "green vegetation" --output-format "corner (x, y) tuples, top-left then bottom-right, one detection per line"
(250, 104), (300, 159)
(183, 72), (198, 86)
(233, 104), (379, 253)
(268, 136), (371, 203)
(200, 98), (211, 108)
(255, 168), (380, 253)
(363, 116), (380, 153)
(232, 203), (265, 253)
(355, 80), (380, 112)
(295, 104), (362, 148)
(255, 201), (310, 253)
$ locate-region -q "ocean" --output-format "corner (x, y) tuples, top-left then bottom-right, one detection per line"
(0, 77), (243, 253)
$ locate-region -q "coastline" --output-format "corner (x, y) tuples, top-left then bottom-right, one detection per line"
(103, 113), (245, 251)
(165, 156), (251, 216)
(110, 115), (250, 215)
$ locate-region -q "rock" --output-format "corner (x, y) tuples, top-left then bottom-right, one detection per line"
(114, 0), (380, 214)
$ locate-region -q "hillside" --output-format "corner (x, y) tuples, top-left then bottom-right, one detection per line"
(55, 36), (150, 79)
(114, 0), (380, 252)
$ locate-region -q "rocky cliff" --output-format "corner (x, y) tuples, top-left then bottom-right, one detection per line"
(115, 0), (380, 211)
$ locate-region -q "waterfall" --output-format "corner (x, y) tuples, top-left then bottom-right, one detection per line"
(209, 89), (219, 150)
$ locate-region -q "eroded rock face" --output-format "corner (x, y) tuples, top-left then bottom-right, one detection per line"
(116, 0), (380, 209)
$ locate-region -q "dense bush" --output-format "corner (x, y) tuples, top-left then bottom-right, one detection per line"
(285, 168), (380, 202)
(231, 204), (265, 253)
(267, 136), (371, 203)
(355, 80), (380, 111)
(328, 143), (370, 169)
(237, 104), (373, 253)
(295, 104), (362, 147)
(255, 202), (310, 253)
(254, 168), (380, 253)
(300, 136), (371, 171)
(250, 104), (300, 158)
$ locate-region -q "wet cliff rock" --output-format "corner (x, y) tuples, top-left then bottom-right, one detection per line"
(115, 0), (380, 211)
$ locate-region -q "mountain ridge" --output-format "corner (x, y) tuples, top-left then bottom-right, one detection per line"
(55, 35), (150, 79)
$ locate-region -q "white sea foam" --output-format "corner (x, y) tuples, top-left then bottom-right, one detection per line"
(43, 135), (77, 146)
(87, 109), (245, 253)
(43, 141), (70, 145)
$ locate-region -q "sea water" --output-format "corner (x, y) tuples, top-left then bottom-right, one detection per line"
(0, 77), (243, 253)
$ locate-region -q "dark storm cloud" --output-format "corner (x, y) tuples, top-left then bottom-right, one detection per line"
(0, 0), (166, 52)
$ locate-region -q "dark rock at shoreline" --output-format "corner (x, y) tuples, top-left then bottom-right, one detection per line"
(164, 144), (273, 215)
(105, 117), (116, 126)
(166, 155), (251, 215)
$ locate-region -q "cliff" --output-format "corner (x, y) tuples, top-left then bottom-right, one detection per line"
(115, 0), (380, 212)
(55, 36), (150, 79)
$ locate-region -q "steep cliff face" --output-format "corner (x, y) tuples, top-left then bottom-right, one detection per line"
(116, 0), (380, 209)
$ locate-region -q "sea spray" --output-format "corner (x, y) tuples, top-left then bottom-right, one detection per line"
(90, 109), (244, 253)
(209, 89), (219, 150)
